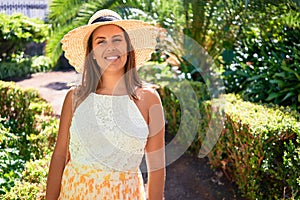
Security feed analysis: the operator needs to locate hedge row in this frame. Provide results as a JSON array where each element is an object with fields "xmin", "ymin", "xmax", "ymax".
[
  {"xmin": 207, "ymin": 94, "xmax": 300, "ymax": 199},
  {"xmin": 0, "ymin": 56, "xmax": 53, "ymax": 80},
  {"xmin": 0, "ymin": 81, "xmax": 58, "ymax": 198},
  {"xmin": 139, "ymin": 63, "xmax": 211, "ymax": 152},
  {"xmin": 140, "ymin": 63, "xmax": 299, "ymax": 199}
]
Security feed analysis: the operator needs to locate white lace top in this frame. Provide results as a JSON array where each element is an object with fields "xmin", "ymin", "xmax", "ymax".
[{"xmin": 69, "ymin": 93, "xmax": 149, "ymax": 172}]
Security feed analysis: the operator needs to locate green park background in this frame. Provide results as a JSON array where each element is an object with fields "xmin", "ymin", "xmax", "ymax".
[{"xmin": 0, "ymin": 0, "xmax": 299, "ymax": 199}]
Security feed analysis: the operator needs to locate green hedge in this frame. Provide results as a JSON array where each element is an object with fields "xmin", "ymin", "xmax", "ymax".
[
  {"xmin": 0, "ymin": 60, "xmax": 31, "ymax": 80},
  {"xmin": 158, "ymin": 80, "xmax": 212, "ymax": 152},
  {"xmin": 0, "ymin": 56, "xmax": 53, "ymax": 80},
  {"xmin": 0, "ymin": 81, "xmax": 58, "ymax": 197},
  {"xmin": 140, "ymin": 63, "xmax": 300, "ymax": 199},
  {"xmin": 139, "ymin": 62, "xmax": 211, "ymax": 152},
  {"xmin": 207, "ymin": 94, "xmax": 300, "ymax": 199}
]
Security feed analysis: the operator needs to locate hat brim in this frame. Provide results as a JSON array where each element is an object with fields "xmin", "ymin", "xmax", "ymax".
[{"xmin": 61, "ymin": 20, "xmax": 158, "ymax": 73}]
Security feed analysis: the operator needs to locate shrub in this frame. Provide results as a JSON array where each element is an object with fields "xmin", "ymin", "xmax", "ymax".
[
  {"xmin": 0, "ymin": 59, "xmax": 31, "ymax": 80},
  {"xmin": 0, "ymin": 81, "xmax": 58, "ymax": 195},
  {"xmin": 140, "ymin": 62, "xmax": 300, "ymax": 198},
  {"xmin": 0, "ymin": 13, "xmax": 53, "ymax": 80},
  {"xmin": 0, "ymin": 122, "xmax": 24, "ymax": 195},
  {"xmin": 139, "ymin": 62, "xmax": 211, "ymax": 152},
  {"xmin": 207, "ymin": 94, "xmax": 300, "ymax": 199},
  {"xmin": 30, "ymin": 56, "xmax": 53, "ymax": 73},
  {"xmin": 0, "ymin": 13, "xmax": 48, "ymax": 61},
  {"xmin": 2, "ymin": 157, "xmax": 50, "ymax": 200},
  {"xmin": 222, "ymin": 3, "xmax": 300, "ymax": 110},
  {"xmin": 0, "ymin": 55, "xmax": 53, "ymax": 80}
]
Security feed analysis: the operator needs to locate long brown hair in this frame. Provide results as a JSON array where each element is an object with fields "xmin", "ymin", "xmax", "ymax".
[{"xmin": 73, "ymin": 25, "xmax": 142, "ymax": 111}]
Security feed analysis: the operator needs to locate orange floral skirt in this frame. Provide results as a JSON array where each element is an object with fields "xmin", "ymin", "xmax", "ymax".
[{"xmin": 58, "ymin": 161, "xmax": 146, "ymax": 200}]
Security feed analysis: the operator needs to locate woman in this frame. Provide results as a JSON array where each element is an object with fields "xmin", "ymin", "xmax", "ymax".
[{"xmin": 46, "ymin": 9, "xmax": 165, "ymax": 199}]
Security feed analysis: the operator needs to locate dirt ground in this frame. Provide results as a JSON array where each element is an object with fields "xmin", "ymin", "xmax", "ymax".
[{"xmin": 13, "ymin": 69, "xmax": 245, "ymax": 200}]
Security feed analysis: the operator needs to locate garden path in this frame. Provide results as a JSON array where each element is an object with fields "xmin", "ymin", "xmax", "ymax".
[{"xmin": 15, "ymin": 70, "xmax": 244, "ymax": 200}]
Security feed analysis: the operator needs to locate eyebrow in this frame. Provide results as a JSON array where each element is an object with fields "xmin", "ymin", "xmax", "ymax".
[{"xmin": 94, "ymin": 34, "xmax": 123, "ymax": 40}]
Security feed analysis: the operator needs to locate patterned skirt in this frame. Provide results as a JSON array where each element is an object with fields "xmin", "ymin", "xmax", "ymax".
[{"xmin": 58, "ymin": 161, "xmax": 146, "ymax": 200}]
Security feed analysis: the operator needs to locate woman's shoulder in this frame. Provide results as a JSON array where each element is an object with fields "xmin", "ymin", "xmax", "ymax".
[
  {"xmin": 137, "ymin": 86, "xmax": 162, "ymax": 104},
  {"xmin": 59, "ymin": 87, "xmax": 77, "ymax": 119},
  {"xmin": 65, "ymin": 87, "xmax": 76, "ymax": 101},
  {"xmin": 62, "ymin": 87, "xmax": 78, "ymax": 111}
]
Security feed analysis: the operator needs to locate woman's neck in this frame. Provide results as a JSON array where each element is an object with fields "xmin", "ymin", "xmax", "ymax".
[{"xmin": 96, "ymin": 71, "xmax": 127, "ymax": 95}]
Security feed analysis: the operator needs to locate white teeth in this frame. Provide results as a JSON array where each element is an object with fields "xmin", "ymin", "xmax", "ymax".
[{"xmin": 105, "ymin": 56, "xmax": 119, "ymax": 60}]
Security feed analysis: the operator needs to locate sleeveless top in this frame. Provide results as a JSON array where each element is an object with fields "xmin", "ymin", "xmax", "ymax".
[{"xmin": 69, "ymin": 93, "xmax": 149, "ymax": 172}]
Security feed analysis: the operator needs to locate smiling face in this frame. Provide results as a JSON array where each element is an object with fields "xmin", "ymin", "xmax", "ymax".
[{"xmin": 91, "ymin": 25, "xmax": 128, "ymax": 73}]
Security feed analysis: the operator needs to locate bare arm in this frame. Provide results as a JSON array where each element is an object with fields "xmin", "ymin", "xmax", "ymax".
[
  {"xmin": 144, "ymin": 89, "xmax": 166, "ymax": 200},
  {"xmin": 46, "ymin": 89, "xmax": 74, "ymax": 200}
]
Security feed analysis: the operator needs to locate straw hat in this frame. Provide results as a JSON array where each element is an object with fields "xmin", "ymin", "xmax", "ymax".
[{"xmin": 61, "ymin": 9, "xmax": 158, "ymax": 73}]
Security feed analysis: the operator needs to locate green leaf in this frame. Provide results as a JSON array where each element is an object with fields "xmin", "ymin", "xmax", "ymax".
[
  {"xmin": 273, "ymin": 72, "xmax": 286, "ymax": 78},
  {"xmin": 222, "ymin": 49, "xmax": 234, "ymax": 63},
  {"xmin": 246, "ymin": 74, "xmax": 264, "ymax": 81},
  {"xmin": 269, "ymin": 79, "xmax": 286, "ymax": 87},
  {"xmin": 281, "ymin": 65, "xmax": 297, "ymax": 73},
  {"xmin": 266, "ymin": 92, "xmax": 280, "ymax": 101},
  {"xmin": 281, "ymin": 91, "xmax": 296, "ymax": 102}
]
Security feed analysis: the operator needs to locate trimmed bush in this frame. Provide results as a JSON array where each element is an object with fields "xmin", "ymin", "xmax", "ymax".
[
  {"xmin": 0, "ymin": 81, "xmax": 58, "ymax": 196},
  {"xmin": 0, "ymin": 55, "xmax": 53, "ymax": 80},
  {"xmin": 140, "ymin": 62, "xmax": 300, "ymax": 198},
  {"xmin": 139, "ymin": 62, "xmax": 211, "ymax": 151},
  {"xmin": 207, "ymin": 94, "xmax": 300, "ymax": 199},
  {"xmin": 0, "ymin": 59, "xmax": 31, "ymax": 80}
]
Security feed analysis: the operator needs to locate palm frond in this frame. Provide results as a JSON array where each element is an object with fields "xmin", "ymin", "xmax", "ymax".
[
  {"xmin": 45, "ymin": 24, "xmax": 75, "ymax": 65},
  {"xmin": 76, "ymin": 0, "xmax": 123, "ymax": 24},
  {"xmin": 48, "ymin": 0, "xmax": 89, "ymax": 27}
]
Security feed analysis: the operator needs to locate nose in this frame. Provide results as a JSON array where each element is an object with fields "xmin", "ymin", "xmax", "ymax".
[
  {"xmin": 106, "ymin": 41, "xmax": 116, "ymax": 52},
  {"xmin": 107, "ymin": 46, "xmax": 116, "ymax": 52}
]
